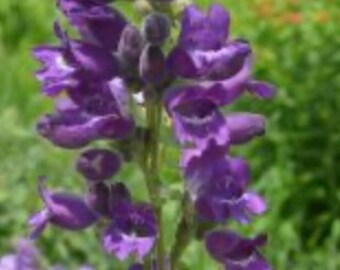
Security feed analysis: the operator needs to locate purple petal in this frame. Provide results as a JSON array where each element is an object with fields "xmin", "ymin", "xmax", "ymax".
[
  {"xmin": 28, "ymin": 210, "xmax": 50, "ymax": 239},
  {"xmin": 166, "ymin": 86, "xmax": 230, "ymax": 147},
  {"xmin": 179, "ymin": 4, "xmax": 230, "ymax": 50},
  {"xmin": 103, "ymin": 202, "xmax": 157, "ymax": 260},
  {"xmin": 243, "ymin": 192, "xmax": 267, "ymax": 215},
  {"xmin": 58, "ymin": 0, "xmax": 127, "ymax": 50},
  {"xmin": 168, "ymin": 41, "xmax": 250, "ymax": 80},
  {"xmin": 37, "ymin": 180, "xmax": 98, "ymax": 231},
  {"xmin": 225, "ymin": 113, "xmax": 266, "ymax": 145},
  {"xmin": 87, "ymin": 182, "xmax": 111, "ymax": 216},
  {"xmin": 32, "ymin": 45, "xmax": 76, "ymax": 96},
  {"xmin": 247, "ymin": 80, "xmax": 276, "ymax": 99},
  {"xmin": 37, "ymin": 100, "xmax": 134, "ymax": 149}
]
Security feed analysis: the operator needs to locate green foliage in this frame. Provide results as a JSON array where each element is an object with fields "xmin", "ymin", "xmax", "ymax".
[{"xmin": 0, "ymin": 0, "xmax": 339, "ymax": 269}]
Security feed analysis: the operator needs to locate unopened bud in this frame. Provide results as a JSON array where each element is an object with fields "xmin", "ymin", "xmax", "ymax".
[
  {"xmin": 142, "ymin": 12, "xmax": 171, "ymax": 45},
  {"xmin": 139, "ymin": 44, "xmax": 166, "ymax": 84},
  {"xmin": 118, "ymin": 25, "xmax": 145, "ymax": 67},
  {"xmin": 87, "ymin": 182, "xmax": 111, "ymax": 216},
  {"xmin": 76, "ymin": 149, "xmax": 121, "ymax": 182}
]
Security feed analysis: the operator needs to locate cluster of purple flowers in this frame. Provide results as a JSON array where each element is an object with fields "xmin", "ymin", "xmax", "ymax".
[
  {"xmin": 164, "ymin": 4, "xmax": 275, "ymax": 270},
  {"xmin": 32, "ymin": 0, "xmax": 159, "ymax": 265},
  {"xmin": 30, "ymin": 0, "xmax": 275, "ymax": 269}
]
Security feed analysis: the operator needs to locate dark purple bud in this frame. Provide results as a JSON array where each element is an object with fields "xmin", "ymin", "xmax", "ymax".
[
  {"xmin": 139, "ymin": 45, "xmax": 167, "ymax": 84},
  {"xmin": 76, "ymin": 149, "xmax": 121, "ymax": 181},
  {"xmin": 118, "ymin": 25, "xmax": 145, "ymax": 67},
  {"xmin": 109, "ymin": 182, "xmax": 131, "ymax": 212},
  {"xmin": 29, "ymin": 179, "xmax": 98, "ymax": 238},
  {"xmin": 142, "ymin": 13, "xmax": 171, "ymax": 45},
  {"xmin": 226, "ymin": 113, "xmax": 265, "ymax": 145},
  {"xmin": 87, "ymin": 182, "xmax": 111, "ymax": 216}
]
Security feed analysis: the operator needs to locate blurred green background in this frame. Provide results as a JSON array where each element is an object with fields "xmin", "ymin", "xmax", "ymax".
[{"xmin": 0, "ymin": 0, "xmax": 339, "ymax": 269}]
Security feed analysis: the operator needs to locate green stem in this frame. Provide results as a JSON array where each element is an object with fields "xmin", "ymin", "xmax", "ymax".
[
  {"xmin": 143, "ymin": 96, "xmax": 164, "ymax": 270},
  {"xmin": 170, "ymin": 193, "xmax": 193, "ymax": 270}
]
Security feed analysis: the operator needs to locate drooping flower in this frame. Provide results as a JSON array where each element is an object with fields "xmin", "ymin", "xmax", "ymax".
[
  {"xmin": 29, "ymin": 178, "xmax": 98, "ymax": 238},
  {"xmin": 37, "ymin": 98, "xmax": 134, "ymax": 149},
  {"xmin": 205, "ymin": 231, "xmax": 271, "ymax": 270}
]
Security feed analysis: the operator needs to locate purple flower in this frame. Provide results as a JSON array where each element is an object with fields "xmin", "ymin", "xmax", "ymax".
[
  {"xmin": 29, "ymin": 178, "xmax": 98, "ymax": 238},
  {"xmin": 102, "ymin": 201, "xmax": 157, "ymax": 261},
  {"xmin": 33, "ymin": 24, "xmax": 119, "ymax": 96},
  {"xmin": 37, "ymin": 98, "xmax": 134, "ymax": 149},
  {"xmin": 76, "ymin": 149, "xmax": 121, "ymax": 181},
  {"xmin": 179, "ymin": 4, "xmax": 230, "ymax": 51},
  {"xmin": 168, "ymin": 40, "xmax": 251, "ymax": 81},
  {"xmin": 205, "ymin": 231, "xmax": 271, "ymax": 270},
  {"xmin": 226, "ymin": 113, "xmax": 266, "ymax": 145},
  {"xmin": 167, "ymin": 4, "xmax": 276, "ymax": 100},
  {"xmin": 165, "ymin": 85, "xmax": 229, "ymax": 147},
  {"xmin": 0, "ymin": 239, "xmax": 41, "ymax": 270},
  {"xmin": 182, "ymin": 141, "xmax": 266, "ymax": 223},
  {"xmin": 168, "ymin": 4, "xmax": 251, "ymax": 81},
  {"xmin": 57, "ymin": 0, "xmax": 126, "ymax": 50}
]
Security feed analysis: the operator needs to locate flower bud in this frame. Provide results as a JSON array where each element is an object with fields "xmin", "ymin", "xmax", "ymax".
[
  {"xmin": 225, "ymin": 113, "xmax": 265, "ymax": 145},
  {"xmin": 118, "ymin": 25, "xmax": 145, "ymax": 67},
  {"xmin": 139, "ymin": 44, "xmax": 166, "ymax": 84},
  {"xmin": 142, "ymin": 13, "xmax": 171, "ymax": 45},
  {"xmin": 87, "ymin": 182, "xmax": 111, "ymax": 216},
  {"xmin": 76, "ymin": 149, "xmax": 121, "ymax": 182},
  {"xmin": 29, "ymin": 179, "xmax": 98, "ymax": 238}
]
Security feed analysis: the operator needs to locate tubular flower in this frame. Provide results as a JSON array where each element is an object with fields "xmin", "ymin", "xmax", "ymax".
[
  {"xmin": 37, "ymin": 97, "xmax": 134, "ymax": 149},
  {"xmin": 205, "ymin": 231, "xmax": 271, "ymax": 270},
  {"xmin": 182, "ymin": 140, "xmax": 266, "ymax": 223},
  {"xmin": 103, "ymin": 199, "xmax": 157, "ymax": 261},
  {"xmin": 29, "ymin": 179, "xmax": 98, "ymax": 238},
  {"xmin": 33, "ymin": 23, "xmax": 119, "ymax": 96}
]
